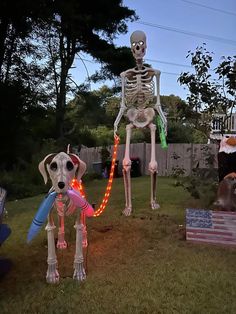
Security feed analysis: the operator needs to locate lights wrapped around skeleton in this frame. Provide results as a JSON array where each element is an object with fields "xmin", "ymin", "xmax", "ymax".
[
  {"xmin": 71, "ymin": 178, "xmax": 86, "ymax": 198},
  {"xmin": 71, "ymin": 135, "xmax": 120, "ymax": 217}
]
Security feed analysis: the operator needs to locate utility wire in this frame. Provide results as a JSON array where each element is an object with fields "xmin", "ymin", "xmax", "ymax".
[
  {"xmin": 162, "ymin": 71, "xmax": 180, "ymax": 76},
  {"xmin": 79, "ymin": 56, "xmax": 195, "ymax": 70},
  {"xmin": 146, "ymin": 58, "xmax": 193, "ymax": 69},
  {"xmin": 76, "ymin": 56, "xmax": 182, "ymax": 77},
  {"xmin": 77, "ymin": 57, "xmax": 209, "ymax": 77},
  {"xmin": 179, "ymin": 0, "xmax": 236, "ymax": 17},
  {"xmin": 146, "ymin": 58, "xmax": 215, "ymax": 72},
  {"xmin": 78, "ymin": 57, "xmax": 222, "ymax": 79},
  {"xmin": 76, "ymin": 57, "xmax": 222, "ymax": 81},
  {"xmin": 136, "ymin": 21, "xmax": 236, "ymax": 46},
  {"xmin": 76, "ymin": 53, "xmax": 92, "ymax": 90}
]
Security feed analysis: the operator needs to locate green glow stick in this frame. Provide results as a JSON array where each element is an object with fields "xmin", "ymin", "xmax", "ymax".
[{"xmin": 156, "ymin": 116, "xmax": 168, "ymax": 149}]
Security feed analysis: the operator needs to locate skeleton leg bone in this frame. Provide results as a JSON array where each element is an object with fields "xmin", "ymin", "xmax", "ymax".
[
  {"xmin": 73, "ymin": 214, "xmax": 86, "ymax": 281},
  {"xmin": 149, "ymin": 123, "xmax": 160, "ymax": 210},
  {"xmin": 46, "ymin": 214, "xmax": 59, "ymax": 284},
  {"xmin": 57, "ymin": 215, "xmax": 67, "ymax": 249},
  {"xmin": 80, "ymin": 211, "xmax": 88, "ymax": 248},
  {"xmin": 123, "ymin": 124, "xmax": 133, "ymax": 216}
]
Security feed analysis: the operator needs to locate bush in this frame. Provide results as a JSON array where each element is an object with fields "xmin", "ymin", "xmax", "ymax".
[
  {"xmin": 0, "ymin": 139, "xmax": 62, "ymax": 200},
  {"xmin": 0, "ymin": 169, "xmax": 45, "ymax": 200},
  {"xmin": 173, "ymin": 145, "xmax": 218, "ymax": 207}
]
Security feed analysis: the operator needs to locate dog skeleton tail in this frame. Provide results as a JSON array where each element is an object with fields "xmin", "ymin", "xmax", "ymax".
[{"xmin": 67, "ymin": 144, "xmax": 71, "ymax": 154}]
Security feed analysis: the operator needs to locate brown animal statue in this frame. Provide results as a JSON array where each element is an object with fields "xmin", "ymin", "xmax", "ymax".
[{"xmin": 213, "ymin": 172, "xmax": 236, "ymax": 211}]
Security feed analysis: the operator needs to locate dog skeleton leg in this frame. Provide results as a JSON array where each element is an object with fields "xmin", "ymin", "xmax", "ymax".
[
  {"xmin": 57, "ymin": 215, "xmax": 67, "ymax": 249},
  {"xmin": 80, "ymin": 211, "xmax": 88, "ymax": 248},
  {"xmin": 73, "ymin": 214, "xmax": 86, "ymax": 281},
  {"xmin": 46, "ymin": 214, "xmax": 59, "ymax": 284}
]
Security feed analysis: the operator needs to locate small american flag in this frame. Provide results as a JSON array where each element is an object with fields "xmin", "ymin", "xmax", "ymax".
[{"xmin": 186, "ymin": 208, "xmax": 236, "ymax": 246}]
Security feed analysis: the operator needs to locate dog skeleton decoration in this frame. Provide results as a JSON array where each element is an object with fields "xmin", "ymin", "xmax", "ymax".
[
  {"xmin": 28, "ymin": 151, "xmax": 94, "ymax": 284},
  {"xmin": 114, "ymin": 30, "xmax": 167, "ymax": 216}
]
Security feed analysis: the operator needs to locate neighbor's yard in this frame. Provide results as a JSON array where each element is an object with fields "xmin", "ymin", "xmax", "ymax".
[{"xmin": 1, "ymin": 176, "xmax": 236, "ymax": 314}]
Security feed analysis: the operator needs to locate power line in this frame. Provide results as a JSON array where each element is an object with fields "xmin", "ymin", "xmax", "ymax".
[
  {"xmin": 75, "ymin": 58, "xmax": 221, "ymax": 84},
  {"xmin": 76, "ymin": 56, "xmax": 182, "ymax": 77},
  {"xmin": 179, "ymin": 0, "xmax": 236, "ymax": 17},
  {"xmin": 146, "ymin": 58, "xmax": 215, "ymax": 72},
  {"xmin": 75, "ymin": 57, "xmax": 95, "ymax": 64},
  {"xmin": 76, "ymin": 57, "xmax": 211, "ymax": 77},
  {"xmin": 146, "ymin": 58, "xmax": 193, "ymax": 69},
  {"xmin": 77, "ymin": 56, "xmax": 192, "ymax": 70},
  {"xmin": 162, "ymin": 71, "xmax": 180, "ymax": 76},
  {"xmin": 136, "ymin": 21, "xmax": 236, "ymax": 46},
  {"xmin": 76, "ymin": 54, "xmax": 92, "ymax": 90}
]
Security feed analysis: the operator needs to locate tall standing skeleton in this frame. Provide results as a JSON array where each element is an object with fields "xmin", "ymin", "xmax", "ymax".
[{"xmin": 114, "ymin": 30, "xmax": 167, "ymax": 216}]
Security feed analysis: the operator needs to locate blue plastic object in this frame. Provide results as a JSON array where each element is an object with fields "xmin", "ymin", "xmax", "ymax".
[
  {"xmin": 27, "ymin": 191, "xmax": 57, "ymax": 243},
  {"xmin": 0, "ymin": 224, "xmax": 11, "ymax": 245}
]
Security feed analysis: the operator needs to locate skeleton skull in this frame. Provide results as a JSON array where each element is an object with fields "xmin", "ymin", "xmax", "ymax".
[
  {"xmin": 130, "ymin": 30, "xmax": 147, "ymax": 60},
  {"xmin": 46, "ymin": 153, "xmax": 77, "ymax": 194},
  {"xmin": 38, "ymin": 152, "xmax": 85, "ymax": 194}
]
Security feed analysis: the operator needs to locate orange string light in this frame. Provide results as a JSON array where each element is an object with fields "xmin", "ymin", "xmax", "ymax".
[
  {"xmin": 71, "ymin": 135, "xmax": 120, "ymax": 217},
  {"xmin": 71, "ymin": 178, "xmax": 86, "ymax": 198}
]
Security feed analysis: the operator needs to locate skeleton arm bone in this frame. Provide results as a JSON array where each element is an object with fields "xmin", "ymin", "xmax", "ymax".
[
  {"xmin": 114, "ymin": 103, "xmax": 126, "ymax": 136},
  {"xmin": 114, "ymin": 72, "xmax": 127, "ymax": 136},
  {"xmin": 154, "ymin": 70, "xmax": 167, "ymax": 135}
]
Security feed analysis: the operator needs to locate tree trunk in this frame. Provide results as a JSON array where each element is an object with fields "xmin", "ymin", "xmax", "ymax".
[
  {"xmin": 56, "ymin": 33, "xmax": 76, "ymax": 139},
  {"xmin": 56, "ymin": 73, "xmax": 67, "ymax": 139},
  {"xmin": 0, "ymin": 18, "xmax": 9, "ymax": 77}
]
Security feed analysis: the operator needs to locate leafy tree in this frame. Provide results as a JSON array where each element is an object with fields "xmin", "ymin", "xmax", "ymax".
[
  {"xmin": 160, "ymin": 94, "xmax": 207, "ymax": 143},
  {"xmin": 161, "ymin": 94, "xmax": 196, "ymax": 124},
  {"xmin": 34, "ymin": 0, "xmax": 136, "ymax": 138},
  {"xmin": 178, "ymin": 44, "xmax": 236, "ymax": 135},
  {"xmin": 0, "ymin": 1, "xmax": 59, "ymax": 167},
  {"xmin": 0, "ymin": 0, "xmax": 137, "ymax": 168}
]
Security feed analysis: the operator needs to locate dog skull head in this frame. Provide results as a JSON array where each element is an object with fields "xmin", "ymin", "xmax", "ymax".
[
  {"xmin": 39, "ymin": 152, "xmax": 86, "ymax": 194},
  {"xmin": 46, "ymin": 152, "xmax": 77, "ymax": 194},
  {"xmin": 130, "ymin": 30, "xmax": 147, "ymax": 60}
]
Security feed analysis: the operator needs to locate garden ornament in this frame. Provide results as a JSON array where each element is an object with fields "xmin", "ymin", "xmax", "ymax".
[
  {"xmin": 114, "ymin": 30, "xmax": 167, "ymax": 216},
  {"xmin": 214, "ymin": 172, "xmax": 236, "ymax": 211},
  {"xmin": 218, "ymin": 135, "xmax": 236, "ymax": 182},
  {"xmin": 27, "ymin": 151, "xmax": 94, "ymax": 284}
]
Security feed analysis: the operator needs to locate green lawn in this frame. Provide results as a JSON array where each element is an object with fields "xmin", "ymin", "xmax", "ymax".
[{"xmin": 1, "ymin": 176, "xmax": 236, "ymax": 314}]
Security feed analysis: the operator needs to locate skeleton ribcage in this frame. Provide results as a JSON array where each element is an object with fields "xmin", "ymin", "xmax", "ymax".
[{"xmin": 125, "ymin": 70, "xmax": 155, "ymax": 108}]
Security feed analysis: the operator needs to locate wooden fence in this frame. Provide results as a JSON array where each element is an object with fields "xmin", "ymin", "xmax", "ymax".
[{"xmin": 79, "ymin": 143, "xmax": 219, "ymax": 176}]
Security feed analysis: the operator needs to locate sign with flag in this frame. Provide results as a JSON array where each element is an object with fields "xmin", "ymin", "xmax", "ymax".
[{"xmin": 186, "ymin": 208, "xmax": 236, "ymax": 246}]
